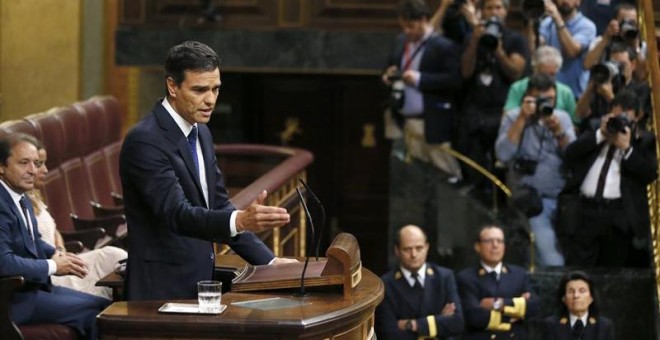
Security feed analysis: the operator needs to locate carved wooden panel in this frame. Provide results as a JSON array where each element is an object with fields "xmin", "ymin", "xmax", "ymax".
[
  {"xmin": 119, "ymin": 0, "xmax": 278, "ymax": 28},
  {"xmin": 117, "ymin": 0, "xmax": 439, "ymax": 31}
]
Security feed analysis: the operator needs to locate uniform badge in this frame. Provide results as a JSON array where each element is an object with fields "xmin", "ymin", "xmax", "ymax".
[
  {"xmin": 559, "ymin": 317, "xmax": 568, "ymax": 325},
  {"xmin": 427, "ymin": 267, "xmax": 434, "ymax": 276},
  {"xmin": 395, "ymin": 271, "xmax": 402, "ymax": 280},
  {"xmin": 478, "ymin": 268, "xmax": 486, "ymax": 276},
  {"xmin": 589, "ymin": 317, "xmax": 597, "ymax": 325}
]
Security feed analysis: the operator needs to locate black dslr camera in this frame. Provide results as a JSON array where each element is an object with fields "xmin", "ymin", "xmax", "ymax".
[
  {"xmin": 479, "ymin": 16, "xmax": 503, "ymax": 51},
  {"xmin": 606, "ymin": 113, "xmax": 633, "ymax": 134},
  {"xmin": 591, "ymin": 61, "xmax": 623, "ymax": 85},
  {"xmin": 616, "ymin": 19, "xmax": 639, "ymax": 42},
  {"xmin": 513, "ymin": 158, "xmax": 538, "ymax": 176},
  {"xmin": 387, "ymin": 71, "xmax": 403, "ymax": 82},
  {"xmin": 535, "ymin": 96, "xmax": 554, "ymax": 117}
]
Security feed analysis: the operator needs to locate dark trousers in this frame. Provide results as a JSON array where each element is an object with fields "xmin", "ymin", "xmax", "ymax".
[
  {"xmin": 16, "ymin": 286, "xmax": 111, "ymax": 340},
  {"xmin": 565, "ymin": 198, "xmax": 630, "ymax": 267}
]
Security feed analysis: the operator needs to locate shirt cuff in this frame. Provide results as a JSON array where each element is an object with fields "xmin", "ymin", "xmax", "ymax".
[
  {"xmin": 268, "ymin": 258, "xmax": 277, "ymax": 265},
  {"xmin": 230, "ymin": 210, "xmax": 243, "ymax": 237},
  {"xmin": 47, "ymin": 259, "xmax": 56, "ymax": 276}
]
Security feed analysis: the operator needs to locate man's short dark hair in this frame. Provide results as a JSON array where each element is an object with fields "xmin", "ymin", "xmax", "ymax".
[
  {"xmin": 397, "ymin": 0, "xmax": 431, "ymax": 21},
  {"xmin": 164, "ymin": 41, "xmax": 220, "ymax": 88},
  {"xmin": 614, "ymin": 3, "xmax": 637, "ymax": 18},
  {"xmin": 610, "ymin": 41, "xmax": 637, "ymax": 61},
  {"xmin": 557, "ymin": 271, "xmax": 600, "ymax": 316},
  {"xmin": 474, "ymin": 224, "xmax": 504, "ymax": 243},
  {"xmin": 525, "ymin": 73, "xmax": 556, "ymax": 95},
  {"xmin": 0, "ymin": 133, "xmax": 39, "ymax": 166},
  {"xmin": 611, "ymin": 88, "xmax": 639, "ymax": 113}
]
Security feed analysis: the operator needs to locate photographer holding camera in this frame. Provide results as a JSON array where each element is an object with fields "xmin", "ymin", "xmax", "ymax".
[
  {"xmin": 382, "ymin": 0, "xmax": 463, "ymax": 261},
  {"xmin": 456, "ymin": 0, "xmax": 528, "ymax": 193},
  {"xmin": 576, "ymin": 42, "xmax": 649, "ymax": 132},
  {"xmin": 536, "ymin": 0, "xmax": 596, "ymax": 98},
  {"xmin": 496, "ymin": 74, "xmax": 576, "ymax": 267},
  {"xmin": 382, "ymin": 0, "xmax": 462, "ymax": 180},
  {"xmin": 562, "ymin": 89, "xmax": 658, "ymax": 267},
  {"xmin": 583, "ymin": 3, "xmax": 647, "ymax": 82}
]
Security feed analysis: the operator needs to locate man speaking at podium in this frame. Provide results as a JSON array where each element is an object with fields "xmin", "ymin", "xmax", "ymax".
[
  {"xmin": 376, "ymin": 225, "xmax": 464, "ymax": 339},
  {"xmin": 120, "ymin": 41, "xmax": 294, "ymax": 300}
]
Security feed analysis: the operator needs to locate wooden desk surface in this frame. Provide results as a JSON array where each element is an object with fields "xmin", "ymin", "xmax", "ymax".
[{"xmin": 98, "ymin": 268, "xmax": 383, "ymax": 339}]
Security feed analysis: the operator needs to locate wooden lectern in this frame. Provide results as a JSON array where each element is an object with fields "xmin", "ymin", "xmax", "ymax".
[{"xmin": 231, "ymin": 233, "xmax": 362, "ymax": 298}]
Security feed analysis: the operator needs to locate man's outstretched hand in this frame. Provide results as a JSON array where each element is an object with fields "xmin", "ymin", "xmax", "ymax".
[{"xmin": 236, "ymin": 190, "xmax": 290, "ymax": 233}]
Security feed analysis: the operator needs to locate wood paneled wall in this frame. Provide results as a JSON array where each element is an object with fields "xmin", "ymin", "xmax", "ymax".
[{"xmin": 0, "ymin": 0, "xmax": 81, "ymax": 120}]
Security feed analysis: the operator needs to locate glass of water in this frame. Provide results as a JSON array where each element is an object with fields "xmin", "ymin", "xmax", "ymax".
[{"xmin": 197, "ymin": 280, "xmax": 222, "ymax": 313}]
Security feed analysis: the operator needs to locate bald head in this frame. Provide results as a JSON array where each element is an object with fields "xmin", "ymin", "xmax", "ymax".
[
  {"xmin": 394, "ymin": 225, "xmax": 429, "ymax": 272},
  {"xmin": 395, "ymin": 225, "xmax": 427, "ymax": 247}
]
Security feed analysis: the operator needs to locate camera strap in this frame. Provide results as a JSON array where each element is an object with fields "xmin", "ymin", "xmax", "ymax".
[
  {"xmin": 402, "ymin": 34, "xmax": 433, "ymax": 70},
  {"xmin": 514, "ymin": 122, "xmax": 546, "ymax": 163}
]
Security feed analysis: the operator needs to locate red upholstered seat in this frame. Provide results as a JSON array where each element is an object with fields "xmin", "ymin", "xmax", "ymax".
[{"xmin": 18, "ymin": 324, "xmax": 77, "ymax": 340}]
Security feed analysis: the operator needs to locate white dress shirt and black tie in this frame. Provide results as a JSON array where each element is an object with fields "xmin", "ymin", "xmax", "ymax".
[{"xmin": 563, "ymin": 126, "xmax": 658, "ymax": 267}]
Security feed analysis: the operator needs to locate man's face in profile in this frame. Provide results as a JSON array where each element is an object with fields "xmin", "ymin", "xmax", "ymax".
[
  {"xmin": 394, "ymin": 226, "xmax": 429, "ymax": 273},
  {"xmin": 167, "ymin": 68, "xmax": 222, "ymax": 125},
  {"xmin": 0, "ymin": 141, "xmax": 39, "ymax": 194}
]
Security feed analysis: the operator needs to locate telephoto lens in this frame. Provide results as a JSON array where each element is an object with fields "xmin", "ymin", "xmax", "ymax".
[
  {"xmin": 591, "ymin": 61, "xmax": 621, "ymax": 84},
  {"xmin": 479, "ymin": 16, "xmax": 503, "ymax": 51}
]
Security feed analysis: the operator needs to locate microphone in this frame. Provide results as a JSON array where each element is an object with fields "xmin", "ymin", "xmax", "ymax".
[
  {"xmin": 295, "ymin": 186, "xmax": 314, "ymax": 296},
  {"xmin": 298, "ymin": 178, "xmax": 325, "ymax": 260}
]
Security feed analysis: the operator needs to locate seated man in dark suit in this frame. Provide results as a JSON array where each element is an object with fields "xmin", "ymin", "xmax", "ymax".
[
  {"xmin": 544, "ymin": 271, "xmax": 614, "ymax": 340},
  {"xmin": 456, "ymin": 224, "xmax": 540, "ymax": 339},
  {"xmin": 0, "ymin": 133, "xmax": 110, "ymax": 340},
  {"xmin": 120, "ymin": 41, "xmax": 295, "ymax": 300},
  {"xmin": 563, "ymin": 89, "xmax": 657, "ymax": 267},
  {"xmin": 375, "ymin": 225, "xmax": 464, "ymax": 339}
]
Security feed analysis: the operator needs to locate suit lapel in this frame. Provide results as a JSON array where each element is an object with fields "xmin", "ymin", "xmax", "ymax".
[
  {"xmin": 153, "ymin": 101, "xmax": 206, "ymax": 202},
  {"xmin": 420, "ymin": 266, "xmax": 437, "ymax": 315},
  {"xmin": 0, "ymin": 186, "xmax": 38, "ymax": 257},
  {"xmin": 390, "ymin": 270, "xmax": 420, "ymax": 313}
]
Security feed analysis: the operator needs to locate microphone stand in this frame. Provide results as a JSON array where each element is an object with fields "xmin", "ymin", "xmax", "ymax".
[
  {"xmin": 298, "ymin": 178, "xmax": 325, "ymax": 260},
  {"xmin": 295, "ymin": 187, "xmax": 314, "ymax": 297}
]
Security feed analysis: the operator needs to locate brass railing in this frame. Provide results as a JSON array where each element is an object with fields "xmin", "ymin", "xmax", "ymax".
[
  {"xmin": 213, "ymin": 144, "xmax": 314, "ymax": 258},
  {"xmin": 640, "ymin": 0, "xmax": 660, "ymax": 312}
]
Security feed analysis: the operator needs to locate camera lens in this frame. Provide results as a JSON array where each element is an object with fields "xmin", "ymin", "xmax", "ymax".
[
  {"xmin": 619, "ymin": 19, "xmax": 639, "ymax": 41},
  {"xmin": 536, "ymin": 96, "xmax": 554, "ymax": 117},
  {"xmin": 479, "ymin": 17, "xmax": 502, "ymax": 51},
  {"xmin": 591, "ymin": 62, "xmax": 620, "ymax": 84}
]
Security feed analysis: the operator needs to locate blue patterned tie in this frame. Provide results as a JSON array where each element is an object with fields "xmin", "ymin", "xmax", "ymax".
[{"xmin": 187, "ymin": 126, "xmax": 199, "ymax": 173}]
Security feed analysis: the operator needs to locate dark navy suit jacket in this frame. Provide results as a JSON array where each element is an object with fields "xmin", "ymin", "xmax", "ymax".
[
  {"xmin": 544, "ymin": 315, "xmax": 614, "ymax": 340},
  {"xmin": 0, "ymin": 183, "xmax": 55, "ymax": 322},
  {"xmin": 386, "ymin": 32, "xmax": 462, "ymax": 144},
  {"xmin": 375, "ymin": 263, "xmax": 464, "ymax": 339},
  {"xmin": 457, "ymin": 263, "xmax": 540, "ymax": 339},
  {"xmin": 120, "ymin": 100, "xmax": 274, "ymax": 300}
]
